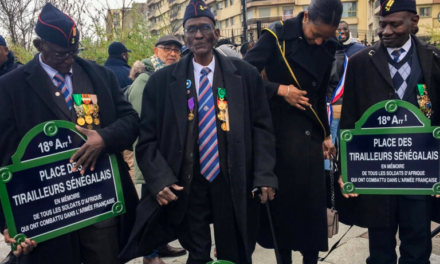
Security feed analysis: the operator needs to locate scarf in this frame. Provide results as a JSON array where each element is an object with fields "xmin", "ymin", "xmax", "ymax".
[
  {"xmin": 150, "ymin": 55, "xmax": 167, "ymax": 72},
  {"xmin": 343, "ymin": 32, "xmax": 357, "ymax": 46}
]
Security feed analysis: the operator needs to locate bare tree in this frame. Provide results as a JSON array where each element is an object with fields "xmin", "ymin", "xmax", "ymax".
[{"xmin": 0, "ymin": 0, "xmax": 90, "ymax": 50}]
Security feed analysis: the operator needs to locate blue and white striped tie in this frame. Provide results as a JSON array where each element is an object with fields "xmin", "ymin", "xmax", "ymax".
[
  {"xmin": 53, "ymin": 72, "xmax": 72, "ymax": 111},
  {"xmin": 198, "ymin": 67, "xmax": 220, "ymax": 182}
]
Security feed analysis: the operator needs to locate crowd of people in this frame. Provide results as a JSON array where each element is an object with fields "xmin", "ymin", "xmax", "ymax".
[{"xmin": 1, "ymin": 0, "xmax": 440, "ymax": 264}]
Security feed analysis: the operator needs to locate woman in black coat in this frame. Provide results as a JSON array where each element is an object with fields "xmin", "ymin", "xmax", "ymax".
[{"xmin": 244, "ymin": 0, "xmax": 342, "ymax": 263}]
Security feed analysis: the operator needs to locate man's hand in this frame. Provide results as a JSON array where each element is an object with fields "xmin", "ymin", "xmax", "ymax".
[
  {"xmin": 70, "ymin": 125, "xmax": 105, "ymax": 174},
  {"xmin": 259, "ymin": 187, "xmax": 276, "ymax": 204},
  {"xmin": 4, "ymin": 229, "xmax": 37, "ymax": 256},
  {"xmin": 156, "ymin": 184, "xmax": 184, "ymax": 206},
  {"xmin": 278, "ymin": 85, "xmax": 310, "ymax": 110},
  {"xmin": 322, "ymin": 137, "xmax": 336, "ymax": 160},
  {"xmin": 338, "ymin": 175, "xmax": 359, "ymax": 198}
]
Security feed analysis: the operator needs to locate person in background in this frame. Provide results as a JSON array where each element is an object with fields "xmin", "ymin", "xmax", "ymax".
[
  {"xmin": 127, "ymin": 35, "xmax": 187, "ymax": 264},
  {"xmin": 324, "ymin": 21, "xmax": 366, "ymax": 172},
  {"xmin": 104, "ymin": 41, "xmax": 133, "ymax": 89},
  {"xmin": 180, "ymin": 45, "xmax": 190, "ymax": 58},
  {"xmin": 215, "ymin": 39, "xmax": 242, "ymax": 58},
  {"xmin": 239, "ymin": 42, "xmax": 254, "ymax": 57},
  {"xmin": 243, "ymin": 0, "xmax": 341, "ymax": 263},
  {"xmin": 339, "ymin": 0, "xmax": 440, "ymax": 263},
  {"xmin": 0, "ymin": 35, "xmax": 23, "ymax": 78}
]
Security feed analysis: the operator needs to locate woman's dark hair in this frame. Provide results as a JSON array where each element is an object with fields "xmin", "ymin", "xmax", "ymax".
[{"xmin": 308, "ymin": 0, "xmax": 343, "ymax": 27}]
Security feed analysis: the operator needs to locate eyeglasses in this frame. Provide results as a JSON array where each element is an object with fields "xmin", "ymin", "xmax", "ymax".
[
  {"xmin": 157, "ymin": 46, "xmax": 181, "ymax": 54},
  {"xmin": 184, "ymin": 24, "xmax": 214, "ymax": 36},
  {"xmin": 337, "ymin": 27, "xmax": 348, "ymax": 31},
  {"xmin": 43, "ymin": 40, "xmax": 81, "ymax": 60}
]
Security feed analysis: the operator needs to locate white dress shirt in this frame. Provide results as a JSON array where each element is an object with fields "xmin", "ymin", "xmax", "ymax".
[
  {"xmin": 193, "ymin": 56, "xmax": 216, "ymax": 98},
  {"xmin": 39, "ymin": 53, "xmax": 73, "ymax": 96},
  {"xmin": 387, "ymin": 36, "xmax": 412, "ymax": 63}
]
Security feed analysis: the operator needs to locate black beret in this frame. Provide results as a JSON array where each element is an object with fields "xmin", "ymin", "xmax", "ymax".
[
  {"xmin": 380, "ymin": 0, "xmax": 417, "ymax": 16},
  {"xmin": 35, "ymin": 3, "xmax": 79, "ymax": 48},
  {"xmin": 183, "ymin": 0, "xmax": 215, "ymax": 27}
]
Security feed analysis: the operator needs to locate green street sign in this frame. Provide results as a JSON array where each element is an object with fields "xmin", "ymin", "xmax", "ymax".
[
  {"xmin": 340, "ymin": 100, "xmax": 440, "ymax": 195},
  {"xmin": 0, "ymin": 121, "xmax": 125, "ymax": 249}
]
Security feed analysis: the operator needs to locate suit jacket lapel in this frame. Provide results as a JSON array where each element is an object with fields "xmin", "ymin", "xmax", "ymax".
[
  {"xmin": 25, "ymin": 55, "xmax": 70, "ymax": 120},
  {"xmin": 285, "ymin": 39, "xmax": 318, "ymax": 79},
  {"xmin": 370, "ymin": 42, "xmax": 394, "ymax": 89},
  {"xmin": 416, "ymin": 37, "xmax": 433, "ymax": 93},
  {"xmin": 403, "ymin": 39, "xmax": 422, "ymax": 101},
  {"xmin": 170, "ymin": 55, "xmax": 193, "ymax": 149}
]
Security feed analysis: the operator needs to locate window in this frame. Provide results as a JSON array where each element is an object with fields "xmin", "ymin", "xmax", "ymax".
[
  {"xmin": 226, "ymin": 19, "xmax": 229, "ymax": 27},
  {"xmin": 259, "ymin": 8, "xmax": 270, "ymax": 18},
  {"xmin": 217, "ymin": 2, "xmax": 222, "ymax": 9},
  {"xmin": 420, "ymin": 7, "xmax": 431, "ymax": 17},
  {"xmin": 225, "ymin": 0, "xmax": 228, "ymax": 7},
  {"xmin": 178, "ymin": 5, "xmax": 181, "ymax": 10},
  {"xmin": 342, "ymin": 2, "xmax": 357, "ymax": 17},
  {"xmin": 247, "ymin": 10, "xmax": 253, "ymax": 20},
  {"xmin": 303, "ymin": 5, "xmax": 308, "ymax": 11},
  {"xmin": 349, "ymin": 25, "xmax": 358, "ymax": 38},
  {"xmin": 230, "ymin": 0, "xmax": 233, "ymax": 6},
  {"xmin": 282, "ymin": 6, "xmax": 294, "ymax": 20},
  {"xmin": 231, "ymin": 17, "xmax": 234, "ymax": 25},
  {"xmin": 218, "ymin": 21, "xmax": 222, "ymax": 29}
]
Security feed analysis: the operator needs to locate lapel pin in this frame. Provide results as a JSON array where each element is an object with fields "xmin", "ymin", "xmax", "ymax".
[
  {"xmin": 186, "ymin": 80, "xmax": 192, "ymax": 89},
  {"xmin": 55, "ymin": 92, "xmax": 61, "ymax": 97},
  {"xmin": 368, "ymin": 50, "xmax": 375, "ymax": 56}
]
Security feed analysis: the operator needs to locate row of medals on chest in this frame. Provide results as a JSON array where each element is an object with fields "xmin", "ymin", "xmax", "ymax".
[
  {"xmin": 73, "ymin": 94, "xmax": 100, "ymax": 129},
  {"xmin": 188, "ymin": 87, "xmax": 229, "ymax": 131}
]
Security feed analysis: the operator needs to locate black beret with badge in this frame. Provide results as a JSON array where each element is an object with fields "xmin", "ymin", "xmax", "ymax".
[
  {"xmin": 183, "ymin": 0, "xmax": 216, "ymax": 26},
  {"xmin": 380, "ymin": 0, "xmax": 417, "ymax": 16},
  {"xmin": 35, "ymin": 3, "xmax": 79, "ymax": 48}
]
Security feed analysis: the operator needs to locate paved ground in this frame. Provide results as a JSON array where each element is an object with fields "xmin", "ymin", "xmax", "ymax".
[
  {"xmin": 2, "ymin": 185, "xmax": 440, "ymax": 263},
  {"xmin": 2, "ymin": 222, "xmax": 440, "ymax": 263}
]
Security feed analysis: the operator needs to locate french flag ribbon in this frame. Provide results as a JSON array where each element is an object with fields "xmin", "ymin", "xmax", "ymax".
[{"xmin": 326, "ymin": 54, "xmax": 348, "ymax": 125}]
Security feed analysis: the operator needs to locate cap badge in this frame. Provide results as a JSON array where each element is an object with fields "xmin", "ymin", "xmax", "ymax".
[
  {"xmin": 200, "ymin": 5, "xmax": 207, "ymax": 10},
  {"xmin": 71, "ymin": 38, "xmax": 75, "ymax": 44},
  {"xmin": 385, "ymin": 0, "xmax": 395, "ymax": 11},
  {"xmin": 73, "ymin": 28, "xmax": 77, "ymax": 37}
]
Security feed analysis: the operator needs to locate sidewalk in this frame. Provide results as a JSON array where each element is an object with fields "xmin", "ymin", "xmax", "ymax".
[{"xmin": 3, "ymin": 222, "xmax": 440, "ymax": 264}]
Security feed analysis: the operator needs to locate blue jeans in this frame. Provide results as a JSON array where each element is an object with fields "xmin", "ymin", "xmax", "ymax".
[
  {"xmin": 141, "ymin": 184, "xmax": 163, "ymax": 259},
  {"xmin": 324, "ymin": 118, "xmax": 340, "ymax": 171}
]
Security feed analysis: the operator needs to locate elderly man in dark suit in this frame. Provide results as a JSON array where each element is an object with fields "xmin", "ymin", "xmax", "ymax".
[
  {"xmin": 0, "ymin": 3, "xmax": 139, "ymax": 264},
  {"xmin": 130, "ymin": 0, "xmax": 278, "ymax": 263},
  {"xmin": 339, "ymin": 0, "xmax": 440, "ymax": 263}
]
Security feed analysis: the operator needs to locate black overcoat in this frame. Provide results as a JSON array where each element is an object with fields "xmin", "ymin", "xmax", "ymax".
[
  {"xmin": 339, "ymin": 36, "xmax": 440, "ymax": 227},
  {"xmin": 244, "ymin": 12, "xmax": 337, "ymax": 252},
  {"xmin": 0, "ymin": 54, "xmax": 139, "ymax": 264},
  {"xmin": 119, "ymin": 50, "xmax": 278, "ymax": 262}
]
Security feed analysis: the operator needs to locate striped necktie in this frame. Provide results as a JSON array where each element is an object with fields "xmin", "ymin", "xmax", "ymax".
[
  {"xmin": 391, "ymin": 48, "xmax": 405, "ymax": 63},
  {"xmin": 53, "ymin": 72, "xmax": 72, "ymax": 111},
  {"xmin": 198, "ymin": 67, "xmax": 220, "ymax": 182}
]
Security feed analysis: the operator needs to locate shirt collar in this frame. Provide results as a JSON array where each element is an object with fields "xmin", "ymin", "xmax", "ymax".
[
  {"xmin": 39, "ymin": 53, "xmax": 73, "ymax": 79},
  {"xmin": 192, "ymin": 55, "xmax": 216, "ymax": 75},
  {"xmin": 387, "ymin": 35, "xmax": 412, "ymax": 59}
]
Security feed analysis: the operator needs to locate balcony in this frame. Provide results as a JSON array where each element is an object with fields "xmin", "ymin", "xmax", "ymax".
[
  {"xmin": 147, "ymin": 0, "xmax": 154, "ymax": 6},
  {"xmin": 169, "ymin": 0, "xmax": 177, "ymax": 7},
  {"xmin": 170, "ymin": 10, "xmax": 180, "ymax": 21},
  {"xmin": 246, "ymin": 0, "xmax": 294, "ymax": 8},
  {"xmin": 206, "ymin": 0, "xmax": 215, "ymax": 4},
  {"xmin": 148, "ymin": 9, "xmax": 156, "ymax": 18}
]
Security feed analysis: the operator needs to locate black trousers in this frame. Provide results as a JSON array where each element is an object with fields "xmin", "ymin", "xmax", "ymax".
[
  {"xmin": 367, "ymin": 196, "xmax": 432, "ymax": 264},
  {"xmin": 18, "ymin": 223, "xmax": 119, "ymax": 264},
  {"xmin": 176, "ymin": 172, "xmax": 249, "ymax": 264}
]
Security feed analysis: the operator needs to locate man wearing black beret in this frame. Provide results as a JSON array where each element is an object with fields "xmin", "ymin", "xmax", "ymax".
[
  {"xmin": 126, "ymin": 0, "xmax": 278, "ymax": 263},
  {"xmin": 339, "ymin": 0, "xmax": 440, "ymax": 263},
  {"xmin": 0, "ymin": 3, "xmax": 139, "ymax": 264}
]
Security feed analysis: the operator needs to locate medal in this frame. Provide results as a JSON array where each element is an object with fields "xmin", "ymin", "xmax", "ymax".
[
  {"xmin": 417, "ymin": 84, "xmax": 434, "ymax": 119},
  {"xmin": 77, "ymin": 117, "xmax": 85, "ymax": 126},
  {"xmin": 85, "ymin": 115, "xmax": 93, "ymax": 124},
  {"xmin": 218, "ymin": 101, "xmax": 227, "ymax": 110},
  {"xmin": 218, "ymin": 88, "xmax": 226, "ymax": 100},
  {"xmin": 221, "ymin": 123, "xmax": 228, "ymax": 131},
  {"xmin": 94, "ymin": 118, "xmax": 100, "ymax": 125},
  {"xmin": 188, "ymin": 97, "xmax": 195, "ymax": 121},
  {"xmin": 218, "ymin": 111, "xmax": 225, "ymax": 120}
]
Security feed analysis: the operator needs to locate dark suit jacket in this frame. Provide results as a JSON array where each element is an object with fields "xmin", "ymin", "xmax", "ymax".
[
  {"xmin": 339, "ymin": 36, "xmax": 440, "ymax": 228},
  {"xmin": 120, "ymin": 50, "xmax": 278, "ymax": 262},
  {"xmin": 0, "ymin": 54, "xmax": 139, "ymax": 263}
]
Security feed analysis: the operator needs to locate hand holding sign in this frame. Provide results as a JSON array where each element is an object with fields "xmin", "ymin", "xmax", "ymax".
[
  {"xmin": 4, "ymin": 229, "xmax": 37, "ymax": 256},
  {"xmin": 338, "ymin": 176, "xmax": 359, "ymax": 199},
  {"xmin": 70, "ymin": 125, "xmax": 105, "ymax": 174}
]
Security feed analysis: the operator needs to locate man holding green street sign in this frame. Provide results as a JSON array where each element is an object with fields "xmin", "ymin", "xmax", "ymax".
[
  {"xmin": 0, "ymin": 3, "xmax": 139, "ymax": 264},
  {"xmin": 338, "ymin": 0, "xmax": 440, "ymax": 263}
]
